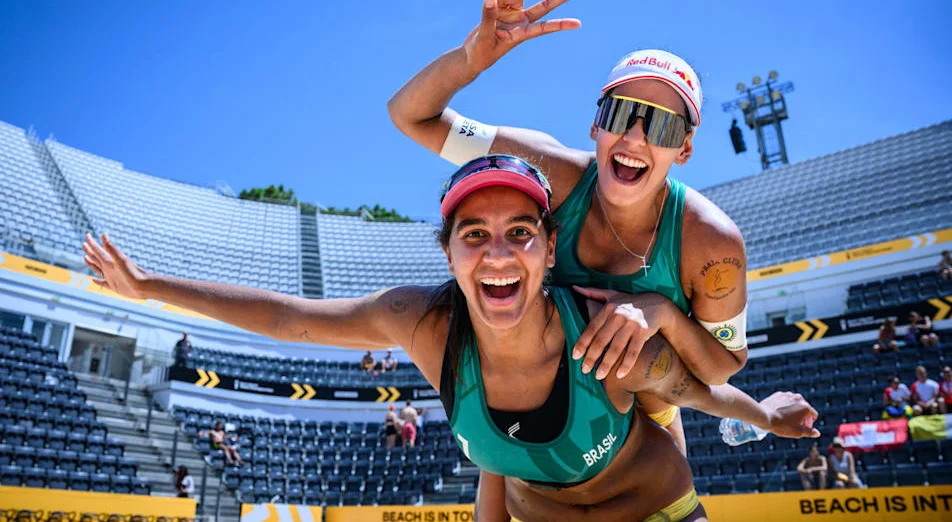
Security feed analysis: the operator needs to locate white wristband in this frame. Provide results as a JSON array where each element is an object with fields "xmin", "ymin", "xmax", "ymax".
[
  {"xmin": 439, "ymin": 114, "xmax": 497, "ymax": 166},
  {"xmin": 698, "ymin": 305, "xmax": 748, "ymax": 352}
]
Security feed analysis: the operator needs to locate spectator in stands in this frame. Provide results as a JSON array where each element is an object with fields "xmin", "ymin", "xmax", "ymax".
[
  {"xmin": 381, "ymin": 348, "xmax": 398, "ymax": 373},
  {"xmin": 173, "ymin": 332, "xmax": 192, "ymax": 367},
  {"xmin": 883, "ymin": 376, "xmax": 914, "ymax": 419},
  {"xmin": 911, "ymin": 365, "xmax": 943, "ymax": 416},
  {"xmin": 872, "ymin": 318, "xmax": 900, "ymax": 354},
  {"xmin": 828, "ymin": 438, "xmax": 863, "ymax": 489},
  {"xmin": 361, "ymin": 350, "xmax": 376, "ymax": 373},
  {"xmin": 908, "ymin": 311, "xmax": 939, "ymax": 348},
  {"xmin": 199, "ymin": 421, "xmax": 245, "ymax": 467},
  {"xmin": 797, "ymin": 443, "xmax": 828, "ymax": 490},
  {"xmin": 384, "ymin": 404, "xmax": 400, "ymax": 449},
  {"xmin": 939, "ymin": 366, "xmax": 952, "ymax": 413},
  {"xmin": 401, "ymin": 399, "xmax": 418, "ymax": 448},
  {"xmin": 173, "ymin": 465, "xmax": 194, "ymax": 498},
  {"xmin": 939, "ymin": 250, "xmax": 952, "ymax": 281}
]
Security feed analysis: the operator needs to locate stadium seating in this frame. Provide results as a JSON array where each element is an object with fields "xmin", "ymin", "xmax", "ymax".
[
  {"xmin": 0, "ymin": 122, "xmax": 88, "ymax": 257},
  {"xmin": 702, "ymin": 121, "xmax": 952, "ymax": 269},
  {"xmin": 184, "ymin": 345, "xmax": 429, "ymax": 388},
  {"xmin": 316, "ymin": 213, "xmax": 449, "ymax": 298},
  {"xmin": 174, "ymin": 406, "xmax": 457, "ymax": 506},
  {"xmin": 682, "ymin": 328, "xmax": 949, "ymax": 494},
  {"xmin": 0, "ymin": 326, "xmax": 149, "ymax": 495},
  {"xmin": 847, "ymin": 269, "xmax": 952, "ymax": 313},
  {"xmin": 43, "ymin": 139, "xmax": 301, "ymax": 295}
]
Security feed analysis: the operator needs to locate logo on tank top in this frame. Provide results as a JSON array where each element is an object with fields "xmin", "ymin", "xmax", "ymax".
[{"xmin": 582, "ymin": 433, "xmax": 618, "ymax": 467}]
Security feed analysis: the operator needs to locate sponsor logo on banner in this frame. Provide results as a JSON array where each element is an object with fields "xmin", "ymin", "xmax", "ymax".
[
  {"xmin": 333, "ymin": 390, "xmax": 359, "ymax": 399},
  {"xmin": 325, "ymin": 505, "xmax": 473, "ymax": 522},
  {"xmin": 413, "ymin": 388, "xmax": 439, "ymax": 400},
  {"xmin": 234, "ymin": 380, "xmax": 274, "ymax": 393}
]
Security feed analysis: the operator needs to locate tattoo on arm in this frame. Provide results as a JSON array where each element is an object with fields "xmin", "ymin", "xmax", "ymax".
[
  {"xmin": 671, "ymin": 366, "xmax": 694, "ymax": 397},
  {"xmin": 644, "ymin": 341, "xmax": 673, "ymax": 380},
  {"xmin": 299, "ymin": 329, "xmax": 315, "ymax": 342},
  {"xmin": 699, "ymin": 256, "xmax": 744, "ymax": 301},
  {"xmin": 389, "ymin": 297, "xmax": 410, "ymax": 314}
]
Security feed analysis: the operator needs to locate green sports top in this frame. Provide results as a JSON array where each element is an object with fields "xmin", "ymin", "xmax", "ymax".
[
  {"xmin": 446, "ymin": 286, "xmax": 633, "ymax": 484},
  {"xmin": 551, "ymin": 162, "xmax": 691, "ymax": 314}
]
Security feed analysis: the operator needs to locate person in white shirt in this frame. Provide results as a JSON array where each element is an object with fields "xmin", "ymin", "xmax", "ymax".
[
  {"xmin": 174, "ymin": 466, "xmax": 195, "ymax": 498},
  {"xmin": 911, "ymin": 366, "xmax": 943, "ymax": 415},
  {"xmin": 883, "ymin": 376, "xmax": 913, "ymax": 419}
]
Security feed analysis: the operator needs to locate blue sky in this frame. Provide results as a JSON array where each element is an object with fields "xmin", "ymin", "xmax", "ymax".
[{"xmin": 1, "ymin": 1, "xmax": 949, "ymax": 222}]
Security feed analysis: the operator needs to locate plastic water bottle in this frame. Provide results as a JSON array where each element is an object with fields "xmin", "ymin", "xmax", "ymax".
[{"xmin": 719, "ymin": 418, "xmax": 767, "ymax": 446}]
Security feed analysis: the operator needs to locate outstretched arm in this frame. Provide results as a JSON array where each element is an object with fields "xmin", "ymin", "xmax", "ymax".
[
  {"xmin": 82, "ymin": 234, "xmax": 434, "ymax": 352},
  {"xmin": 620, "ymin": 335, "xmax": 819, "ymax": 439}
]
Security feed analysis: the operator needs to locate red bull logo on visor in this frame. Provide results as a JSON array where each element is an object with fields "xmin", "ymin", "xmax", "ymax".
[
  {"xmin": 674, "ymin": 69, "xmax": 695, "ymax": 92},
  {"xmin": 625, "ymin": 55, "xmax": 672, "ymax": 71}
]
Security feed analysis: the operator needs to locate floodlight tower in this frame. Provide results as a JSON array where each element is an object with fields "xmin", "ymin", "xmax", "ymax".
[{"xmin": 722, "ymin": 71, "xmax": 794, "ymax": 170}]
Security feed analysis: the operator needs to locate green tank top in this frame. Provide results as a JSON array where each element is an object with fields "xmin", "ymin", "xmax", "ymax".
[
  {"xmin": 552, "ymin": 162, "xmax": 690, "ymax": 314},
  {"xmin": 447, "ymin": 286, "xmax": 633, "ymax": 484}
]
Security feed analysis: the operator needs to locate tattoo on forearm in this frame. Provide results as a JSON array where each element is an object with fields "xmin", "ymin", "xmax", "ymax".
[
  {"xmin": 700, "ymin": 256, "xmax": 744, "ymax": 301},
  {"xmin": 299, "ymin": 329, "xmax": 315, "ymax": 342},
  {"xmin": 671, "ymin": 366, "xmax": 693, "ymax": 397},
  {"xmin": 644, "ymin": 343, "xmax": 673, "ymax": 380}
]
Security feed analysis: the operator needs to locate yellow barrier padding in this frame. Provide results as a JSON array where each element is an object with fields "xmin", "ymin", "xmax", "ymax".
[
  {"xmin": 320, "ymin": 486, "xmax": 952, "ymax": 522},
  {"xmin": 0, "ymin": 486, "xmax": 196, "ymax": 517},
  {"xmin": 240, "ymin": 503, "xmax": 323, "ymax": 522},
  {"xmin": 324, "ymin": 504, "xmax": 473, "ymax": 522},
  {"xmin": 0, "ymin": 253, "xmax": 74, "ymax": 285}
]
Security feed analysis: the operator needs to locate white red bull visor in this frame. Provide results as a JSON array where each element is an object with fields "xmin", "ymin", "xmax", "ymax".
[{"xmin": 602, "ymin": 49, "xmax": 702, "ymax": 127}]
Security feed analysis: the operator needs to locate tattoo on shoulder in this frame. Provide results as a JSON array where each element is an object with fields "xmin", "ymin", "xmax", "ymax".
[
  {"xmin": 700, "ymin": 256, "xmax": 743, "ymax": 301},
  {"xmin": 388, "ymin": 287, "xmax": 431, "ymax": 315}
]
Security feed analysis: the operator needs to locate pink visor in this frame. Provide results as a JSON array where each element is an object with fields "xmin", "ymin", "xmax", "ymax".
[{"xmin": 439, "ymin": 155, "xmax": 551, "ymax": 218}]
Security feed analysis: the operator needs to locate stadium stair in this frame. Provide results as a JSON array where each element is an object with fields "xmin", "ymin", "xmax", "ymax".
[
  {"xmin": 429, "ymin": 461, "xmax": 479, "ymax": 505},
  {"xmin": 74, "ymin": 373, "xmax": 240, "ymax": 519},
  {"xmin": 300, "ymin": 211, "xmax": 324, "ymax": 299}
]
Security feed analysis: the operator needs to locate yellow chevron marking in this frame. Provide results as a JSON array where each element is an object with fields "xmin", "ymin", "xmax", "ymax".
[
  {"xmin": 808, "ymin": 319, "xmax": 829, "ymax": 340},
  {"xmin": 930, "ymin": 297, "xmax": 951, "ymax": 321},
  {"xmin": 206, "ymin": 371, "xmax": 220, "ymax": 388},
  {"xmin": 290, "ymin": 383, "xmax": 305, "ymax": 400},
  {"xmin": 302, "ymin": 384, "xmax": 316, "ymax": 400},
  {"xmin": 195, "ymin": 369, "xmax": 209, "ymax": 387},
  {"xmin": 795, "ymin": 322, "xmax": 814, "ymax": 343}
]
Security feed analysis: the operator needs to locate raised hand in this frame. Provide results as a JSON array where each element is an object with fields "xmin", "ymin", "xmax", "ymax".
[
  {"xmin": 82, "ymin": 233, "xmax": 151, "ymax": 300},
  {"xmin": 463, "ymin": 0, "xmax": 581, "ymax": 74}
]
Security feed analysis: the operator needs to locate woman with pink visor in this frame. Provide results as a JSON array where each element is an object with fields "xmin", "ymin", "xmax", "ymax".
[{"xmin": 389, "ymin": 0, "xmax": 748, "ymax": 464}]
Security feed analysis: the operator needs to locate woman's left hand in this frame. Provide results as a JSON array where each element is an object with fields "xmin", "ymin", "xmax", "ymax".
[
  {"xmin": 760, "ymin": 391, "xmax": 821, "ymax": 439},
  {"xmin": 571, "ymin": 286, "xmax": 673, "ymax": 380}
]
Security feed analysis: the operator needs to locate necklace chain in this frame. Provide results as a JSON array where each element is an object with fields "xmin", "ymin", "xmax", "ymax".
[{"xmin": 594, "ymin": 181, "xmax": 669, "ymax": 276}]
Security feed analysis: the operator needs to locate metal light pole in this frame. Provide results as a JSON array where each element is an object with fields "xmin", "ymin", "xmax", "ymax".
[{"xmin": 722, "ymin": 71, "xmax": 795, "ymax": 170}]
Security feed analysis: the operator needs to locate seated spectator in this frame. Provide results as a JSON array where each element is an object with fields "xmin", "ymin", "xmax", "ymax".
[
  {"xmin": 939, "ymin": 250, "xmax": 952, "ymax": 281},
  {"xmin": 361, "ymin": 350, "xmax": 376, "ymax": 373},
  {"xmin": 908, "ymin": 311, "xmax": 940, "ymax": 348},
  {"xmin": 797, "ymin": 443, "xmax": 828, "ymax": 490},
  {"xmin": 380, "ymin": 349, "xmax": 398, "ymax": 373},
  {"xmin": 828, "ymin": 437, "xmax": 864, "ymax": 489},
  {"xmin": 199, "ymin": 421, "xmax": 245, "ymax": 467},
  {"xmin": 883, "ymin": 376, "xmax": 914, "ymax": 419},
  {"xmin": 873, "ymin": 318, "xmax": 901, "ymax": 353},
  {"xmin": 911, "ymin": 365, "xmax": 944, "ymax": 415},
  {"xmin": 939, "ymin": 367, "xmax": 952, "ymax": 412}
]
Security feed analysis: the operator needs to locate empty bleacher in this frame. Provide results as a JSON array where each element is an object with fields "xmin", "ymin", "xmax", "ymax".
[
  {"xmin": 702, "ymin": 120, "xmax": 952, "ymax": 269},
  {"xmin": 0, "ymin": 326, "xmax": 150, "ymax": 495},
  {"xmin": 43, "ymin": 140, "xmax": 301, "ymax": 294},
  {"xmin": 173, "ymin": 407, "xmax": 459, "ymax": 506},
  {"xmin": 316, "ymin": 213, "xmax": 448, "ymax": 298},
  {"xmin": 847, "ymin": 269, "xmax": 952, "ymax": 313},
  {"xmin": 185, "ymin": 346, "xmax": 428, "ymax": 388}
]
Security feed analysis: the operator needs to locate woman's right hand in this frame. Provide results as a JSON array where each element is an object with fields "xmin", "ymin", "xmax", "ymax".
[
  {"xmin": 463, "ymin": 0, "xmax": 580, "ymax": 74},
  {"xmin": 82, "ymin": 233, "xmax": 151, "ymax": 300}
]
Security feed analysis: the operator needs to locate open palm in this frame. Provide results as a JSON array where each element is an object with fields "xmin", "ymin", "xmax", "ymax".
[
  {"xmin": 82, "ymin": 233, "xmax": 150, "ymax": 300},
  {"xmin": 464, "ymin": 0, "xmax": 580, "ymax": 73}
]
